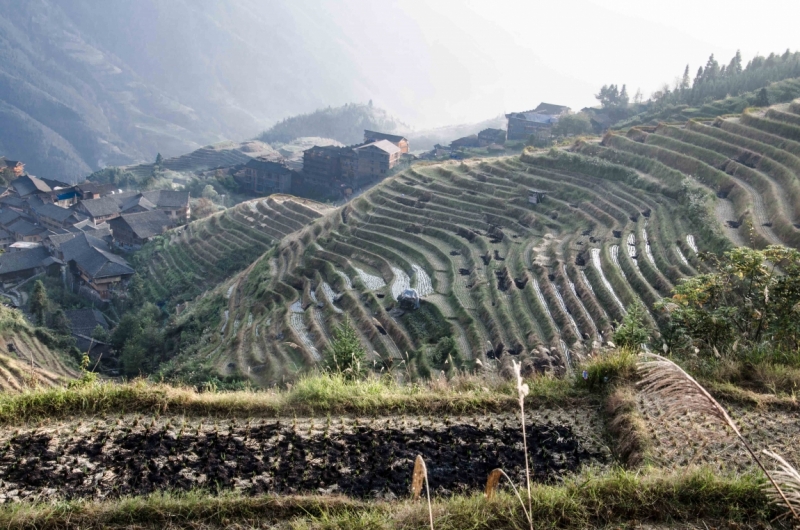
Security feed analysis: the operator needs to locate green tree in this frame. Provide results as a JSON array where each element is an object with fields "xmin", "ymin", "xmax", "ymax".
[
  {"xmin": 613, "ymin": 303, "xmax": 650, "ymax": 349},
  {"xmin": 680, "ymin": 65, "xmax": 691, "ymax": 91},
  {"xmin": 659, "ymin": 245, "xmax": 800, "ymax": 354},
  {"xmin": 30, "ymin": 280, "xmax": 49, "ymax": 325},
  {"xmin": 120, "ymin": 343, "xmax": 148, "ymax": 378},
  {"xmin": 91, "ymin": 324, "xmax": 110, "ymax": 343},
  {"xmin": 324, "ymin": 317, "xmax": 367, "ymax": 379},
  {"xmin": 127, "ymin": 273, "xmax": 146, "ymax": 308},
  {"xmin": 50, "ymin": 309, "xmax": 71, "ymax": 336},
  {"xmin": 755, "ymin": 87, "xmax": 770, "ymax": 107},
  {"xmin": 155, "ymin": 153, "xmax": 164, "ymax": 166},
  {"xmin": 552, "ymin": 113, "xmax": 592, "ymax": 136},
  {"xmin": 201, "ymin": 184, "xmax": 220, "ymax": 203}
]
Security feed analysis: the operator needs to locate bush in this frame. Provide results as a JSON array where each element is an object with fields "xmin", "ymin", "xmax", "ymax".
[
  {"xmin": 613, "ymin": 303, "xmax": 650, "ymax": 349},
  {"xmin": 324, "ymin": 317, "xmax": 367, "ymax": 380},
  {"xmin": 659, "ymin": 245, "xmax": 800, "ymax": 356}
]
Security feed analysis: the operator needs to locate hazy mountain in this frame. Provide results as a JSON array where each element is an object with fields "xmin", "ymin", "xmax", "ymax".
[{"xmin": 0, "ymin": 1, "xmax": 386, "ymax": 181}]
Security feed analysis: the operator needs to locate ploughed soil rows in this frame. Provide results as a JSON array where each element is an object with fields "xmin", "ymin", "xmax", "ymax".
[
  {"xmin": 639, "ymin": 395, "xmax": 800, "ymax": 472},
  {"xmin": 0, "ymin": 412, "xmax": 609, "ymax": 502}
]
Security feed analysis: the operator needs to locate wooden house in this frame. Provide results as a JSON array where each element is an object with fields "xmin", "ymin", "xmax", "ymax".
[
  {"xmin": 506, "ymin": 103, "xmax": 570, "ymax": 140},
  {"xmin": 364, "ymin": 130, "xmax": 409, "ymax": 154},
  {"xmin": 235, "ymin": 158, "xmax": 293, "ymax": 195}
]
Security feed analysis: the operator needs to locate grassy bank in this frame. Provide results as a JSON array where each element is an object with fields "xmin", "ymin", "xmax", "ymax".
[
  {"xmin": 0, "ymin": 372, "xmax": 581, "ymax": 424},
  {"xmin": 0, "ymin": 468, "xmax": 775, "ymax": 529}
]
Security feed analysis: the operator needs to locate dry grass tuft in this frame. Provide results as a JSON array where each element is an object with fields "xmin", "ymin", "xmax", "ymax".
[
  {"xmin": 605, "ymin": 386, "xmax": 648, "ymax": 467},
  {"xmin": 411, "ymin": 455, "xmax": 433, "ymax": 530},
  {"xmin": 485, "ymin": 469, "xmax": 502, "ymax": 499},
  {"xmin": 763, "ymin": 451, "xmax": 800, "ymax": 522},
  {"xmin": 638, "ymin": 353, "xmax": 800, "ymax": 523}
]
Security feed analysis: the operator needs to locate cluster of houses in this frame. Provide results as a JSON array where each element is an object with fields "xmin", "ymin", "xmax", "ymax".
[
  {"xmin": 234, "ymin": 130, "xmax": 410, "ymax": 198},
  {"xmin": 0, "ymin": 168, "xmax": 190, "ymax": 304},
  {"xmin": 421, "ymin": 102, "xmax": 572, "ymax": 160}
]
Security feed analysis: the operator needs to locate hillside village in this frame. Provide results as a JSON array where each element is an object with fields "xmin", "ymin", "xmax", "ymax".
[
  {"xmin": 0, "ymin": 168, "xmax": 189, "ymax": 306},
  {"xmin": 231, "ymin": 106, "xmax": 572, "ymax": 199}
]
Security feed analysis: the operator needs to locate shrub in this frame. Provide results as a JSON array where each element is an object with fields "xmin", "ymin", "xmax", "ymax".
[
  {"xmin": 613, "ymin": 303, "xmax": 650, "ymax": 349},
  {"xmin": 324, "ymin": 317, "xmax": 367, "ymax": 380}
]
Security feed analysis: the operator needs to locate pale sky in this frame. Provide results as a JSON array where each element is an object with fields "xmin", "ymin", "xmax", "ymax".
[{"xmin": 310, "ymin": 0, "xmax": 800, "ymax": 128}]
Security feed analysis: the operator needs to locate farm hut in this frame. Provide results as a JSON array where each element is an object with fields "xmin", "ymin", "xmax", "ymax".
[
  {"xmin": 398, "ymin": 289, "xmax": 420, "ymax": 310},
  {"xmin": 528, "ymin": 189, "xmax": 547, "ymax": 204}
]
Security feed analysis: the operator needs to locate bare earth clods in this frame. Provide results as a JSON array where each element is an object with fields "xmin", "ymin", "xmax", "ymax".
[{"xmin": 0, "ymin": 414, "xmax": 609, "ymax": 502}]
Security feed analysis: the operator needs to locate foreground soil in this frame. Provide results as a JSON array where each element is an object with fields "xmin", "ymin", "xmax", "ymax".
[{"xmin": 0, "ymin": 411, "xmax": 609, "ymax": 502}]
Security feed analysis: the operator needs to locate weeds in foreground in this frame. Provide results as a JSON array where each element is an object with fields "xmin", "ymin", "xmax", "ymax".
[
  {"xmin": 638, "ymin": 353, "xmax": 800, "ymax": 523},
  {"xmin": 483, "ymin": 359, "xmax": 534, "ymax": 530}
]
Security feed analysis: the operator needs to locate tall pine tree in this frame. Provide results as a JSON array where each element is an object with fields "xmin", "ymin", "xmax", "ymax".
[{"xmin": 30, "ymin": 280, "xmax": 49, "ymax": 326}]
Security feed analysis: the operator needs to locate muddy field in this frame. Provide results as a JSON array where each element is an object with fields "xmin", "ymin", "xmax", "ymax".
[{"xmin": 0, "ymin": 411, "xmax": 610, "ymax": 502}]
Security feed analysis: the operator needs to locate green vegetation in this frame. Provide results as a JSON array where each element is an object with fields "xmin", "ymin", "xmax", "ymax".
[
  {"xmin": 0, "ymin": 469, "xmax": 775, "ymax": 530},
  {"xmin": 324, "ymin": 317, "xmax": 367, "ymax": 379},
  {"xmin": 258, "ymin": 102, "xmax": 406, "ymax": 145}
]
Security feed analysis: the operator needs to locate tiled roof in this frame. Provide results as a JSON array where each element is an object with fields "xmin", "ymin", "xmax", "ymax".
[
  {"xmin": 141, "ymin": 190, "xmax": 190, "ymax": 209},
  {"xmin": 120, "ymin": 194, "xmax": 156, "ymax": 213},
  {"xmin": 0, "ymin": 247, "xmax": 51, "ymax": 275},
  {"xmin": 0, "ymin": 209, "xmax": 22, "ymax": 227},
  {"xmin": 65, "ymin": 308, "xmax": 109, "ymax": 336},
  {"xmin": 31, "ymin": 202, "xmax": 85, "ymax": 223},
  {"xmin": 78, "ymin": 196, "xmax": 120, "ymax": 218},
  {"xmin": 355, "ymin": 139, "xmax": 401, "ymax": 155},
  {"xmin": 110, "ymin": 210, "xmax": 171, "ymax": 239},
  {"xmin": 61, "ymin": 233, "xmax": 134, "ymax": 279},
  {"xmin": 10, "ymin": 175, "xmax": 50, "ymax": 197},
  {"xmin": 364, "ymin": 130, "xmax": 407, "ymax": 143},
  {"xmin": 7, "ymin": 218, "xmax": 46, "ymax": 237}
]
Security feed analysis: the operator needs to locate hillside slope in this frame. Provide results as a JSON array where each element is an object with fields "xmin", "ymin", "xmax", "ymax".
[
  {"xmin": 0, "ymin": 306, "xmax": 77, "ymax": 390},
  {"xmin": 165, "ymin": 99, "xmax": 800, "ymax": 387}
]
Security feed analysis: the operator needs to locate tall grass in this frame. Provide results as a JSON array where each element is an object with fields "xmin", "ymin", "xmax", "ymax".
[{"xmin": 638, "ymin": 353, "xmax": 800, "ymax": 522}]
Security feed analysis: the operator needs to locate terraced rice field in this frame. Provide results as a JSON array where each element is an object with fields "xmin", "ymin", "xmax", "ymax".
[
  {"xmin": 175, "ymin": 100, "xmax": 800, "ymax": 385},
  {"xmin": 136, "ymin": 195, "xmax": 335, "ymax": 304}
]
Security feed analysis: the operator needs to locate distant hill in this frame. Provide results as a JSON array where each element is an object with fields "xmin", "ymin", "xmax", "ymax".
[{"xmin": 258, "ymin": 103, "xmax": 408, "ymax": 146}]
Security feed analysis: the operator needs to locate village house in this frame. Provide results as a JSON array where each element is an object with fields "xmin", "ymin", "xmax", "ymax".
[
  {"xmin": 363, "ymin": 130, "xmax": 409, "ymax": 153},
  {"xmin": 0, "ymin": 196, "xmax": 25, "ymax": 212},
  {"xmin": 64, "ymin": 308, "xmax": 111, "ymax": 358},
  {"xmin": 350, "ymin": 140, "xmax": 401, "ymax": 186},
  {"xmin": 61, "ymin": 233, "xmax": 134, "ymax": 301},
  {"xmin": 301, "ymin": 145, "xmax": 346, "ymax": 190},
  {"xmin": 0, "ymin": 246, "xmax": 59, "ymax": 284},
  {"xmin": 506, "ymin": 103, "xmax": 571, "ymax": 141},
  {"xmin": 135, "ymin": 190, "xmax": 191, "ymax": 223},
  {"xmin": 301, "ymin": 134, "xmax": 405, "ymax": 194},
  {"xmin": 109, "ymin": 210, "xmax": 171, "ymax": 248},
  {"xmin": 30, "ymin": 201, "xmax": 88, "ymax": 231},
  {"xmin": 235, "ymin": 158, "xmax": 293, "ymax": 195},
  {"xmin": 478, "ymin": 128, "xmax": 507, "ymax": 146},
  {"xmin": 6, "ymin": 218, "xmax": 47, "ymax": 243},
  {"xmin": 119, "ymin": 194, "xmax": 157, "ymax": 214},
  {"xmin": 75, "ymin": 196, "xmax": 121, "ymax": 224},
  {"xmin": 74, "ymin": 182, "xmax": 117, "ymax": 201},
  {"xmin": 9, "ymin": 174, "xmax": 51, "ymax": 198}
]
